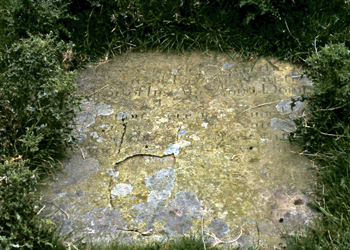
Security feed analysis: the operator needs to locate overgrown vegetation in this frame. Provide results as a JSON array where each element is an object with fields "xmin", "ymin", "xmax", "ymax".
[
  {"xmin": 64, "ymin": 0, "xmax": 350, "ymax": 65},
  {"xmin": 0, "ymin": 2, "xmax": 79, "ymax": 249},
  {"xmin": 1, "ymin": 33, "xmax": 79, "ymax": 173},
  {"xmin": 79, "ymin": 235, "xmax": 243, "ymax": 250},
  {"xmin": 0, "ymin": 160, "xmax": 56, "ymax": 249},
  {"xmin": 287, "ymin": 43, "xmax": 350, "ymax": 249},
  {"xmin": 0, "ymin": 0, "xmax": 350, "ymax": 249},
  {"xmin": 1, "ymin": 0, "xmax": 349, "ymax": 67},
  {"xmin": 292, "ymin": 43, "xmax": 350, "ymax": 155}
]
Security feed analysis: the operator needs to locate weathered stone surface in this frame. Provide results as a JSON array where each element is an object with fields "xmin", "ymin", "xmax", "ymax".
[{"xmin": 40, "ymin": 52, "xmax": 317, "ymax": 249}]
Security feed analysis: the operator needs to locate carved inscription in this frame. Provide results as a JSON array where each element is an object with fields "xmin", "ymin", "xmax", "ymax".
[
  {"xmin": 74, "ymin": 52, "xmax": 312, "ymax": 201},
  {"xmin": 93, "ymin": 76, "xmax": 308, "ymax": 105}
]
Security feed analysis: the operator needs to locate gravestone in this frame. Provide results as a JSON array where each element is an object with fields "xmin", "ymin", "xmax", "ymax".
[{"xmin": 40, "ymin": 52, "xmax": 316, "ymax": 249}]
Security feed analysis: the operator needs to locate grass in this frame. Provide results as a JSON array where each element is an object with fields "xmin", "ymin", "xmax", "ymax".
[
  {"xmin": 80, "ymin": 236, "xmax": 239, "ymax": 250},
  {"xmin": 284, "ymin": 44, "xmax": 350, "ymax": 249},
  {"xmin": 52, "ymin": 233, "xmax": 256, "ymax": 250},
  {"xmin": 284, "ymin": 147, "xmax": 350, "ymax": 249},
  {"xmin": 2, "ymin": 0, "xmax": 343, "ymax": 69}
]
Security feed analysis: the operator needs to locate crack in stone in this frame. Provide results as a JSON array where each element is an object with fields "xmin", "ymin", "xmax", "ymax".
[
  {"xmin": 108, "ymin": 173, "xmax": 113, "ymax": 208},
  {"xmin": 114, "ymin": 153, "xmax": 176, "ymax": 168},
  {"xmin": 117, "ymin": 118, "xmax": 127, "ymax": 154}
]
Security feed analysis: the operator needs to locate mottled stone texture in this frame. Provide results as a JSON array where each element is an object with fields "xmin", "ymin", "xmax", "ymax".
[{"xmin": 40, "ymin": 52, "xmax": 316, "ymax": 249}]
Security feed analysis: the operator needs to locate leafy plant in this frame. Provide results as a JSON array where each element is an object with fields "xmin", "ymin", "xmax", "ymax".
[
  {"xmin": 0, "ymin": 160, "xmax": 56, "ymax": 249},
  {"xmin": 0, "ymin": 0, "xmax": 75, "ymax": 71},
  {"xmin": 56, "ymin": 0, "xmax": 350, "ymax": 65},
  {"xmin": 0, "ymin": 33, "xmax": 80, "ymax": 172},
  {"xmin": 0, "ymin": 89, "xmax": 21, "ymax": 159},
  {"xmin": 288, "ymin": 43, "xmax": 350, "ymax": 249},
  {"xmin": 0, "ymin": 1, "xmax": 349, "ymax": 249},
  {"xmin": 291, "ymin": 43, "xmax": 350, "ymax": 155}
]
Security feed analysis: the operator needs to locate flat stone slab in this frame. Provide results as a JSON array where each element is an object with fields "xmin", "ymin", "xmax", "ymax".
[{"xmin": 40, "ymin": 52, "xmax": 316, "ymax": 249}]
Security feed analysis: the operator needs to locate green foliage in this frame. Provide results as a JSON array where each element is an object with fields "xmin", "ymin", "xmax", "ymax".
[
  {"xmin": 59, "ymin": 0, "xmax": 350, "ymax": 65},
  {"xmin": 0, "ymin": 89, "xmax": 21, "ymax": 159},
  {"xmin": 0, "ymin": 33, "xmax": 79, "ymax": 172},
  {"xmin": 0, "ymin": 3, "xmax": 80, "ymax": 249},
  {"xmin": 288, "ymin": 44, "xmax": 350, "ymax": 249},
  {"xmin": 0, "ymin": 160, "xmax": 56, "ymax": 249},
  {"xmin": 0, "ymin": 0, "xmax": 75, "ymax": 71},
  {"xmin": 239, "ymin": 0, "xmax": 278, "ymax": 24},
  {"xmin": 2, "ymin": 0, "xmax": 349, "ymax": 66},
  {"xmin": 305, "ymin": 43, "xmax": 350, "ymax": 98},
  {"xmin": 79, "ymin": 235, "xmax": 248, "ymax": 250},
  {"xmin": 286, "ymin": 138, "xmax": 350, "ymax": 249},
  {"xmin": 7, "ymin": 0, "xmax": 72, "ymax": 37},
  {"xmin": 291, "ymin": 43, "xmax": 350, "ymax": 154},
  {"xmin": 0, "ymin": 0, "xmax": 349, "ymax": 249}
]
